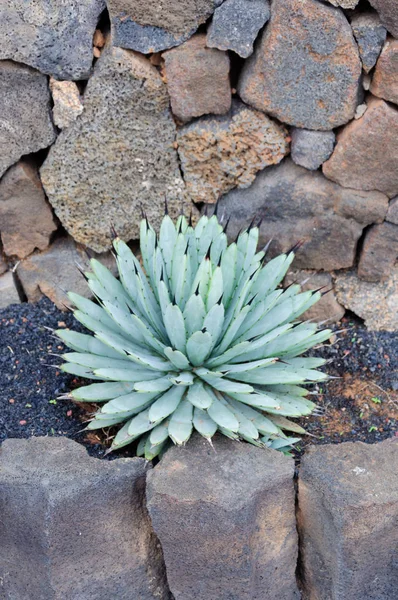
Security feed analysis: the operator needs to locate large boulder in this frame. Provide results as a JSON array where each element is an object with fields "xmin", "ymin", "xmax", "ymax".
[
  {"xmin": 237, "ymin": 0, "xmax": 361, "ymax": 130},
  {"xmin": 335, "ymin": 268, "xmax": 398, "ymax": 331},
  {"xmin": 41, "ymin": 46, "xmax": 190, "ymax": 252},
  {"xmin": 207, "ymin": 0, "xmax": 270, "ymax": 58},
  {"xmin": 17, "ymin": 236, "xmax": 115, "ymax": 310},
  {"xmin": 371, "ymin": 38, "xmax": 398, "ymax": 105},
  {"xmin": 206, "ymin": 159, "xmax": 388, "ymax": 271},
  {"xmin": 351, "ymin": 12, "xmax": 387, "ymax": 74},
  {"xmin": 323, "ymin": 97, "xmax": 398, "ymax": 198},
  {"xmin": 369, "ymin": 0, "xmax": 398, "ymax": 38},
  {"xmin": 0, "ymin": 61, "xmax": 56, "ymax": 178},
  {"xmin": 358, "ymin": 222, "xmax": 398, "ymax": 282},
  {"xmin": 298, "ymin": 439, "xmax": 398, "ymax": 600},
  {"xmin": 0, "ymin": 0, "xmax": 105, "ymax": 80},
  {"xmin": 177, "ymin": 100, "xmax": 289, "ymax": 203},
  {"xmin": 146, "ymin": 434, "xmax": 299, "ymax": 600},
  {"xmin": 0, "ymin": 437, "xmax": 169, "ymax": 599},
  {"xmin": 163, "ymin": 34, "xmax": 231, "ymax": 123},
  {"xmin": 0, "ymin": 161, "xmax": 57, "ymax": 259},
  {"xmin": 107, "ymin": 0, "xmax": 219, "ymax": 53}
]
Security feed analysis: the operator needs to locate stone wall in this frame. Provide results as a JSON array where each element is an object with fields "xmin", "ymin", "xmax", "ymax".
[{"xmin": 0, "ymin": 0, "xmax": 397, "ymax": 330}]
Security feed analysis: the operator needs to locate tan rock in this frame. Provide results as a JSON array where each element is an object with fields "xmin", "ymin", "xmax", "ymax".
[
  {"xmin": 323, "ymin": 97, "xmax": 398, "ymax": 198},
  {"xmin": 0, "ymin": 161, "xmax": 57, "ymax": 259},
  {"xmin": 358, "ymin": 222, "xmax": 398, "ymax": 282},
  {"xmin": 238, "ymin": 0, "xmax": 361, "ymax": 130},
  {"xmin": 17, "ymin": 237, "xmax": 115, "ymax": 310},
  {"xmin": 0, "ymin": 271, "xmax": 21, "ymax": 308},
  {"xmin": 371, "ymin": 38, "xmax": 398, "ymax": 105},
  {"xmin": 335, "ymin": 268, "xmax": 398, "ymax": 331},
  {"xmin": 369, "ymin": 0, "xmax": 398, "ymax": 38},
  {"xmin": 93, "ymin": 29, "xmax": 106, "ymax": 48},
  {"xmin": 284, "ymin": 270, "xmax": 345, "ymax": 323},
  {"xmin": 177, "ymin": 101, "xmax": 289, "ymax": 203},
  {"xmin": 50, "ymin": 79, "xmax": 83, "ymax": 129},
  {"xmin": 163, "ymin": 34, "xmax": 231, "ymax": 122},
  {"xmin": 41, "ymin": 47, "xmax": 191, "ymax": 253}
]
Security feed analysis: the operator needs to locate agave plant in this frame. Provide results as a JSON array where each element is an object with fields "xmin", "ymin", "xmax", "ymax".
[{"xmin": 56, "ymin": 211, "xmax": 331, "ymax": 459}]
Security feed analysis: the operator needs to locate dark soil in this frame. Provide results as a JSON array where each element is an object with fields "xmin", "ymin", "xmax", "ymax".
[{"xmin": 0, "ymin": 298, "xmax": 396, "ymax": 459}]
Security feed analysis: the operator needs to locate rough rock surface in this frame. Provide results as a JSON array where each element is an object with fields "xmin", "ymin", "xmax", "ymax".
[
  {"xmin": 0, "ymin": 252, "xmax": 7, "ymax": 276},
  {"xmin": 207, "ymin": 0, "xmax": 270, "ymax": 59},
  {"xmin": 107, "ymin": 0, "xmax": 218, "ymax": 52},
  {"xmin": 0, "ymin": 161, "xmax": 57, "ymax": 259},
  {"xmin": 386, "ymin": 196, "xmax": 398, "ymax": 224},
  {"xmin": 163, "ymin": 35, "xmax": 231, "ymax": 122},
  {"xmin": 208, "ymin": 159, "xmax": 388, "ymax": 270},
  {"xmin": 371, "ymin": 39, "xmax": 398, "ymax": 105},
  {"xmin": 323, "ymin": 97, "xmax": 398, "ymax": 198},
  {"xmin": 0, "ymin": 61, "xmax": 56, "ymax": 178},
  {"xmin": 0, "ymin": 272, "xmax": 20, "ymax": 309},
  {"xmin": 335, "ymin": 268, "xmax": 398, "ymax": 330},
  {"xmin": 351, "ymin": 12, "xmax": 387, "ymax": 74},
  {"xmin": 298, "ymin": 439, "xmax": 398, "ymax": 600},
  {"xmin": 358, "ymin": 222, "xmax": 398, "ymax": 282},
  {"xmin": 177, "ymin": 101, "xmax": 289, "ymax": 203},
  {"xmin": 0, "ymin": 0, "xmax": 105, "ymax": 80},
  {"xmin": 50, "ymin": 79, "xmax": 84, "ymax": 129},
  {"xmin": 369, "ymin": 0, "xmax": 398, "ymax": 38},
  {"xmin": 238, "ymin": 0, "xmax": 361, "ymax": 130},
  {"xmin": 41, "ymin": 46, "xmax": 190, "ymax": 252},
  {"xmin": 290, "ymin": 129, "xmax": 335, "ymax": 171},
  {"xmin": 326, "ymin": 0, "xmax": 359, "ymax": 7},
  {"xmin": 0, "ymin": 437, "xmax": 169, "ymax": 599},
  {"xmin": 17, "ymin": 237, "xmax": 115, "ymax": 310},
  {"xmin": 284, "ymin": 270, "xmax": 345, "ymax": 323},
  {"xmin": 147, "ymin": 434, "xmax": 299, "ymax": 600}
]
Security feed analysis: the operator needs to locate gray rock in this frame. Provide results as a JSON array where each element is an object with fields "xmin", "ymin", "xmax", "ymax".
[
  {"xmin": 238, "ymin": 0, "xmax": 361, "ymax": 130},
  {"xmin": 298, "ymin": 439, "xmax": 398, "ymax": 600},
  {"xmin": 0, "ymin": 160, "xmax": 57, "ymax": 259},
  {"xmin": 147, "ymin": 434, "xmax": 299, "ymax": 600},
  {"xmin": 0, "ymin": 437, "xmax": 169, "ymax": 599},
  {"xmin": 335, "ymin": 267, "xmax": 398, "ymax": 331},
  {"xmin": 284, "ymin": 270, "xmax": 345, "ymax": 323},
  {"xmin": 327, "ymin": 0, "xmax": 359, "ymax": 7},
  {"xmin": 17, "ymin": 236, "xmax": 116, "ymax": 310},
  {"xmin": 0, "ymin": 0, "xmax": 105, "ymax": 80},
  {"xmin": 207, "ymin": 0, "xmax": 270, "ymax": 59},
  {"xmin": 206, "ymin": 159, "xmax": 388, "ymax": 271},
  {"xmin": 0, "ymin": 272, "xmax": 20, "ymax": 309},
  {"xmin": 0, "ymin": 61, "xmax": 56, "ymax": 178},
  {"xmin": 351, "ymin": 12, "xmax": 387, "ymax": 73},
  {"xmin": 369, "ymin": 0, "xmax": 398, "ymax": 38},
  {"xmin": 41, "ymin": 46, "xmax": 191, "ymax": 252},
  {"xmin": 358, "ymin": 221, "xmax": 398, "ymax": 282},
  {"xmin": 177, "ymin": 100, "xmax": 289, "ymax": 203},
  {"xmin": 0, "ymin": 251, "xmax": 7, "ymax": 276},
  {"xmin": 109, "ymin": 18, "xmax": 192, "ymax": 54},
  {"xmin": 107, "ymin": 0, "xmax": 218, "ymax": 52},
  {"xmin": 386, "ymin": 196, "xmax": 398, "ymax": 224},
  {"xmin": 290, "ymin": 129, "xmax": 335, "ymax": 171}
]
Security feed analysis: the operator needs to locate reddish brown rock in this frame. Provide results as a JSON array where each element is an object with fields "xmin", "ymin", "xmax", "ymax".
[
  {"xmin": 371, "ymin": 38, "xmax": 398, "ymax": 105},
  {"xmin": 284, "ymin": 270, "xmax": 345, "ymax": 323},
  {"xmin": 369, "ymin": 0, "xmax": 398, "ymax": 38},
  {"xmin": 238, "ymin": 0, "xmax": 361, "ymax": 130},
  {"xmin": 323, "ymin": 98, "xmax": 398, "ymax": 198},
  {"xmin": 0, "ymin": 161, "xmax": 57, "ymax": 259},
  {"xmin": 177, "ymin": 100, "xmax": 289, "ymax": 203},
  {"xmin": 358, "ymin": 222, "xmax": 398, "ymax": 282},
  {"xmin": 17, "ymin": 237, "xmax": 115, "ymax": 310},
  {"xmin": 163, "ymin": 34, "xmax": 231, "ymax": 122},
  {"xmin": 387, "ymin": 196, "xmax": 398, "ymax": 224}
]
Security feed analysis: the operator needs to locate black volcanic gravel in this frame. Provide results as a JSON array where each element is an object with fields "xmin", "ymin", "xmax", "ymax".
[{"xmin": 0, "ymin": 299, "xmax": 397, "ymax": 459}]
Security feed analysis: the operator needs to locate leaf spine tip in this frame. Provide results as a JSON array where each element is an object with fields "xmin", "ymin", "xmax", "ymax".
[{"xmin": 287, "ymin": 240, "xmax": 305, "ymax": 255}]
